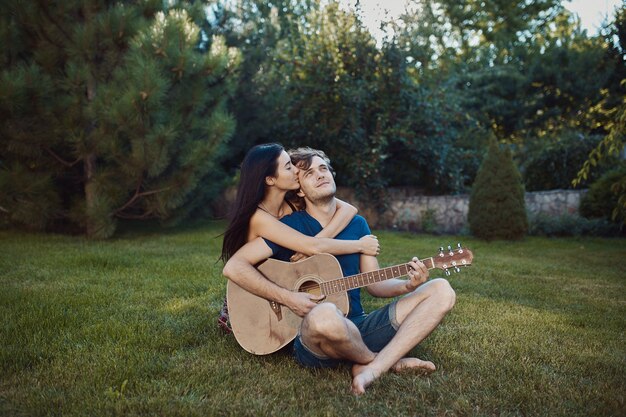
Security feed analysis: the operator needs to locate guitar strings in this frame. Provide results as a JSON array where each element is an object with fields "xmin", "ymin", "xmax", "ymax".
[
  {"xmin": 293, "ymin": 251, "xmax": 471, "ymax": 295},
  {"xmin": 296, "ymin": 263, "xmax": 414, "ymax": 295}
]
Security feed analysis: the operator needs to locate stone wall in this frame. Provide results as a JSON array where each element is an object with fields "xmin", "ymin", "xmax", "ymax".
[
  {"xmin": 216, "ymin": 186, "xmax": 587, "ymax": 234},
  {"xmin": 336, "ymin": 187, "xmax": 587, "ymax": 233}
]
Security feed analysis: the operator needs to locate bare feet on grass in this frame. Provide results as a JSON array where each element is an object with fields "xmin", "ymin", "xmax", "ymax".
[
  {"xmin": 351, "ymin": 358, "xmax": 436, "ymax": 395},
  {"xmin": 391, "ymin": 357, "xmax": 436, "ymax": 374},
  {"xmin": 351, "ymin": 363, "xmax": 380, "ymax": 395}
]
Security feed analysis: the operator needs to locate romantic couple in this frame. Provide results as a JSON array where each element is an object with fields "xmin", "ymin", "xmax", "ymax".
[{"xmin": 219, "ymin": 144, "xmax": 456, "ymax": 395}]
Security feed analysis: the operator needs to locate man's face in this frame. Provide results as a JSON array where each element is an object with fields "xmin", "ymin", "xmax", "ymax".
[{"xmin": 296, "ymin": 156, "xmax": 336, "ymax": 204}]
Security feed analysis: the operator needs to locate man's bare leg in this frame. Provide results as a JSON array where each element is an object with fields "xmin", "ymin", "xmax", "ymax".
[
  {"xmin": 300, "ymin": 303, "xmax": 376, "ymax": 364},
  {"xmin": 351, "ymin": 278, "xmax": 455, "ymax": 394}
]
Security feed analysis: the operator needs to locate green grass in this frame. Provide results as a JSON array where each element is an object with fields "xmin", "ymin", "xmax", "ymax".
[{"xmin": 1, "ymin": 222, "xmax": 624, "ymax": 416}]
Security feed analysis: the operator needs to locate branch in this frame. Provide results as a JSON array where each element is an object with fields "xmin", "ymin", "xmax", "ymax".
[
  {"xmin": 115, "ymin": 211, "xmax": 158, "ymax": 220},
  {"xmin": 114, "ymin": 186, "xmax": 171, "ymax": 215},
  {"xmin": 37, "ymin": 0, "xmax": 75, "ymax": 45},
  {"xmin": 0, "ymin": 205, "xmax": 8, "ymax": 213},
  {"xmin": 45, "ymin": 147, "xmax": 82, "ymax": 167}
]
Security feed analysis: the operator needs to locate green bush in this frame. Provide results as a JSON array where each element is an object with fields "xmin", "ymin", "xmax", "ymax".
[
  {"xmin": 528, "ymin": 212, "xmax": 621, "ymax": 237},
  {"xmin": 579, "ymin": 164, "xmax": 626, "ymax": 222},
  {"xmin": 420, "ymin": 209, "xmax": 439, "ymax": 234},
  {"xmin": 469, "ymin": 139, "xmax": 528, "ymax": 240},
  {"xmin": 522, "ymin": 132, "xmax": 606, "ymax": 191}
]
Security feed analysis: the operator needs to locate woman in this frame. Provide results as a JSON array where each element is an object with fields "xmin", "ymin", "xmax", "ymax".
[{"xmin": 218, "ymin": 143, "xmax": 379, "ymax": 332}]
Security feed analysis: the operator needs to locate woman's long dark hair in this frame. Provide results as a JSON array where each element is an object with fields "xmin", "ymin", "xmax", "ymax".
[{"xmin": 220, "ymin": 143, "xmax": 285, "ymax": 262}]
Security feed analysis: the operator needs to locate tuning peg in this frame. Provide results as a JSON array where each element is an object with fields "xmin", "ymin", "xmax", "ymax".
[
  {"xmin": 444, "ymin": 268, "xmax": 451, "ymax": 276},
  {"xmin": 454, "ymin": 266, "xmax": 461, "ymax": 273},
  {"xmin": 448, "ymin": 245, "xmax": 453, "ymax": 255},
  {"xmin": 457, "ymin": 242, "xmax": 464, "ymax": 253}
]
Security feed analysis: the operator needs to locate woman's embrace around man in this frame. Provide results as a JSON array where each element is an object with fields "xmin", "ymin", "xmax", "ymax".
[{"xmin": 219, "ymin": 144, "xmax": 455, "ymax": 394}]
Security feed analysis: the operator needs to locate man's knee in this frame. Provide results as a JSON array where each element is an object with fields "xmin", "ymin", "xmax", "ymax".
[
  {"xmin": 303, "ymin": 303, "xmax": 347, "ymax": 340},
  {"xmin": 429, "ymin": 278, "xmax": 456, "ymax": 312}
]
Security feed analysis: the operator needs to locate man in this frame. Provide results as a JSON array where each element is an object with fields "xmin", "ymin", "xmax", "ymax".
[{"xmin": 222, "ymin": 147, "xmax": 456, "ymax": 394}]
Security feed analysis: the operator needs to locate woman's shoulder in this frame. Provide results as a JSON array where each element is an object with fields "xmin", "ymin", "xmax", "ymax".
[{"xmin": 249, "ymin": 208, "xmax": 278, "ymax": 234}]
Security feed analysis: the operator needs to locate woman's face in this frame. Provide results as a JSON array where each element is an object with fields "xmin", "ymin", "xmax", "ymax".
[{"xmin": 269, "ymin": 151, "xmax": 300, "ymax": 191}]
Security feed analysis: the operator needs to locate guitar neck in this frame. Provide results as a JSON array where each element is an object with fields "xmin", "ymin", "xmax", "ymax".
[{"xmin": 319, "ymin": 257, "xmax": 437, "ymax": 296}]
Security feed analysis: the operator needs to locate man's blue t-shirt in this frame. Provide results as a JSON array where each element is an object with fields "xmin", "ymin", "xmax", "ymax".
[{"xmin": 263, "ymin": 211, "xmax": 371, "ymax": 319}]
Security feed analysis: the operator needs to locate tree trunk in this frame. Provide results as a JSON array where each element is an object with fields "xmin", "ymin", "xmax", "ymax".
[
  {"xmin": 84, "ymin": 152, "xmax": 98, "ymax": 237},
  {"xmin": 84, "ymin": 68, "xmax": 99, "ymax": 238}
]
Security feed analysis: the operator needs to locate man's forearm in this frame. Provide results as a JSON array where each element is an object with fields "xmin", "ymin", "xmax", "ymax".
[
  {"xmin": 223, "ymin": 258, "xmax": 294, "ymax": 305},
  {"xmin": 366, "ymin": 278, "xmax": 414, "ymax": 298}
]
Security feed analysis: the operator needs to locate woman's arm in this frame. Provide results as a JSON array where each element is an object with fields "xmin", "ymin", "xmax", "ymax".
[
  {"xmin": 314, "ymin": 198, "xmax": 357, "ymax": 238},
  {"xmin": 289, "ymin": 198, "xmax": 358, "ymax": 261},
  {"xmin": 249, "ymin": 210, "xmax": 379, "ymax": 256}
]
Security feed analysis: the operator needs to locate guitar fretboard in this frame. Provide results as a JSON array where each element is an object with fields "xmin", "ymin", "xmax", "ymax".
[{"xmin": 319, "ymin": 257, "xmax": 435, "ymax": 296}]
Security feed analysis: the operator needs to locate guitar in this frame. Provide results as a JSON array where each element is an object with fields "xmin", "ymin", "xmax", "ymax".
[{"xmin": 227, "ymin": 245, "xmax": 473, "ymax": 355}]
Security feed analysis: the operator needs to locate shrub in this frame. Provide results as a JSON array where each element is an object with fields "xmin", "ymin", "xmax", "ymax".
[
  {"xmin": 579, "ymin": 164, "xmax": 626, "ymax": 223},
  {"xmin": 469, "ymin": 139, "xmax": 528, "ymax": 240},
  {"xmin": 522, "ymin": 132, "xmax": 606, "ymax": 191},
  {"xmin": 528, "ymin": 212, "xmax": 621, "ymax": 237},
  {"xmin": 420, "ymin": 209, "xmax": 439, "ymax": 234}
]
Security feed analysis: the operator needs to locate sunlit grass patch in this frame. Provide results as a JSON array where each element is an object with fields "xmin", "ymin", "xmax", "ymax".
[{"xmin": 1, "ymin": 223, "xmax": 624, "ymax": 416}]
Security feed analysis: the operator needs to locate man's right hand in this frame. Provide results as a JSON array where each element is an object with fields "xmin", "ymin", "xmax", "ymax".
[{"xmin": 285, "ymin": 292, "xmax": 325, "ymax": 317}]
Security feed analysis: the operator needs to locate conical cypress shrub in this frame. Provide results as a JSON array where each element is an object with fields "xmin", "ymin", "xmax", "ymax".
[{"xmin": 469, "ymin": 139, "xmax": 528, "ymax": 240}]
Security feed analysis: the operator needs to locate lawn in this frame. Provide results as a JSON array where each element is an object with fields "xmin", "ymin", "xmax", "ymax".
[{"xmin": 0, "ymin": 222, "xmax": 624, "ymax": 416}]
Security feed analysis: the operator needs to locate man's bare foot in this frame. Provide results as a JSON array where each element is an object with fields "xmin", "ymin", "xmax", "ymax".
[
  {"xmin": 391, "ymin": 357, "xmax": 436, "ymax": 374},
  {"xmin": 351, "ymin": 363, "xmax": 381, "ymax": 395},
  {"xmin": 351, "ymin": 359, "xmax": 435, "ymax": 395}
]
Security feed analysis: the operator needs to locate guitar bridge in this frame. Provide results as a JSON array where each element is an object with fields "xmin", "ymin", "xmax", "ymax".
[{"xmin": 269, "ymin": 300, "xmax": 283, "ymax": 321}]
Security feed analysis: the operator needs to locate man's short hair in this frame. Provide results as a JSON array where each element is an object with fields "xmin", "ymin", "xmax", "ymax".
[{"xmin": 287, "ymin": 147, "xmax": 335, "ymax": 177}]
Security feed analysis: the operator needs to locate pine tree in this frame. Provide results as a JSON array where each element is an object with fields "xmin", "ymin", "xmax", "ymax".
[
  {"xmin": 0, "ymin": 1, "xmax": 239, "ymax": 237},
  {"xmin": 468, "ymin": 138, "xmax": 528, "ymax": 240}
]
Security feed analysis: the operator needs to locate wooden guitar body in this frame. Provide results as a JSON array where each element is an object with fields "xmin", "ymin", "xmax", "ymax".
[{"xmin": 227, "ymin": 253, "xmax": 349, "ymax": 355}]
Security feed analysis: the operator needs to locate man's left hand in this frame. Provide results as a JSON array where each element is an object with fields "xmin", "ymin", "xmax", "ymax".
[{"xmin": 406, "ymin": 257, "xmax": 429, "ymax": 292}]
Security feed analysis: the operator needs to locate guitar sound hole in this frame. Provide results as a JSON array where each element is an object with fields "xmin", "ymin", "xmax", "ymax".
[{"xmin": 298, "ymin": 280, "xmax": 322, "ymax": 297}]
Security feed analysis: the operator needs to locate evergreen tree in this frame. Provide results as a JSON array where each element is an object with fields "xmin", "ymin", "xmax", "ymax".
[
  {"xmin": 469, "ymin": 138, "xmax": 528, "ymax": 240},
  {"xmin": 0, "ymin": 1, "xmax": 239, "ymax": 237}
]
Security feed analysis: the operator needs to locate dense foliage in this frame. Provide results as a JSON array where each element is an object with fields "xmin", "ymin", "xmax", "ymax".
[
  {"xmin": 0, "ymin": 1, "xmax": 239, "ymax": 237},
  {"xmin": 1, "ymin": 0, "xmax": 625, "ymax": 237},
  {"xmin": 212, "ymin": 0, "xmax": 624, "ymax": 191},
  {"xmin": 579, "ymin": 164, "xmax": 626, "ymax": 224},
  {"xmin": 522, "ymin": 132, "xmax": 608, "ymax": 191},
  {"xmin": 468, "ymin": 139, "xmax": 528, "ymax": 240}
]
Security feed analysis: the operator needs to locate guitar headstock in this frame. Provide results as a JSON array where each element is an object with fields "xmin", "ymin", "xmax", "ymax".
[{"xmin": 432, "ymin": 243, "xmax": 473, "ymax": 276}]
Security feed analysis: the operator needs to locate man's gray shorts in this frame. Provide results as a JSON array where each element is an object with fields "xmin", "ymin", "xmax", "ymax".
[{"xmin": 292, "ymin": 301, "xmax": 400, "ymax": 368}]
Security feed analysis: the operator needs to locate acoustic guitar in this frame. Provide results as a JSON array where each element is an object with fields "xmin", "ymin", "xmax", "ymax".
[{"xmin": 227, "ymin": 245, "xmax": 473, "ymax": 355}]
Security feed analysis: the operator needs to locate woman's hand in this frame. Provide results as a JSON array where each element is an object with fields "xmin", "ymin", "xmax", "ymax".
[
  {"xmin": 290, "ymin": 252, "xmax": 308, "ymax": 262},
  {"xmin": 359, "ymin": 234, "xmax": 380, "ymax": 256}
]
